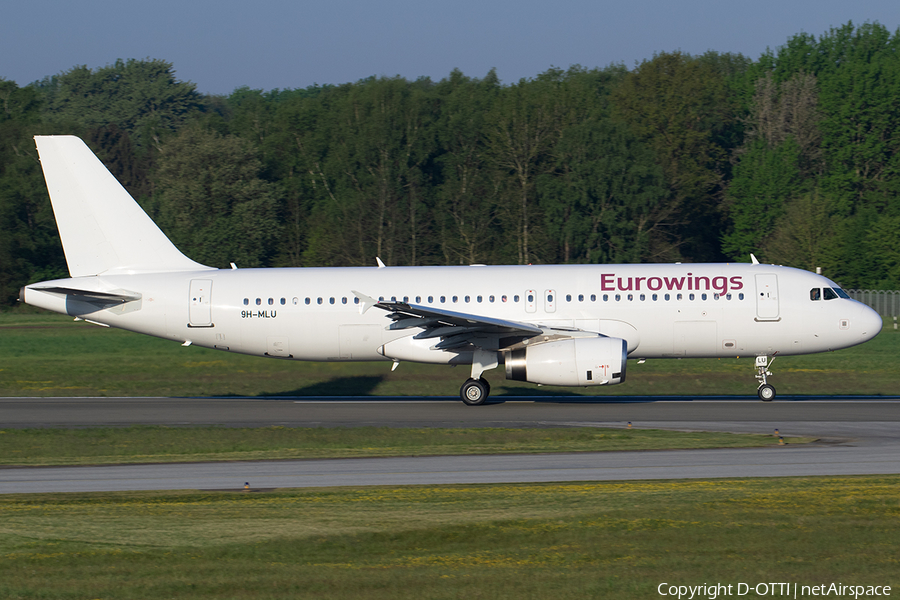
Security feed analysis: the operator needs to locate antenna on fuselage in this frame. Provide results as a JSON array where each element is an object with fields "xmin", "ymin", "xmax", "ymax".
[{"xmin": 750, "ymin": 253, "xmax": 760, "ymax": 265}]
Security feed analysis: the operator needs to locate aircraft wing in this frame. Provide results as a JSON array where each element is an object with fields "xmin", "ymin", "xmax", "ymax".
[{"xmin": 374, "ymin": 301, "xmax": 543, "ymax": 351}]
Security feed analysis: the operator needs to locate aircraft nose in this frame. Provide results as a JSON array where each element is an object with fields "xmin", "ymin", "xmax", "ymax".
[{"xmin": 855, "ymin": 303, "xmax": 883, "ymax": 342}]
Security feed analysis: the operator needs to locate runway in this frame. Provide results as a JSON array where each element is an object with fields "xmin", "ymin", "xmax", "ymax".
[{"xmin": 2, "ymin": 396, "xmax": 899, "ymax": 494}]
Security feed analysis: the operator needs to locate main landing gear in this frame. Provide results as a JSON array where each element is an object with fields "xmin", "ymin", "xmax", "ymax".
[
  {"xmin": 459, "ymin": 349, "xmax": 499, "ymax": 406},
  {"xmin": 460, "ymin": 378, "xmax": 491, "ymax": 406},
  {"xmin": 755, "ymin": 355, "xmax": 776, "ymax": 402}
]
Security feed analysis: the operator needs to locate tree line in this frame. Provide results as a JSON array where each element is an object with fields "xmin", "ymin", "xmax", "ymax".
[{"xmin": 1, "ymin": 22, "xmax": 899, "ymax": 306}]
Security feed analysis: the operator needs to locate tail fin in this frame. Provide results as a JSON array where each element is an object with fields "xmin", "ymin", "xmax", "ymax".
[{"xmin": 35, "ymin": 135, "xmax": 212, "ymax": 277}]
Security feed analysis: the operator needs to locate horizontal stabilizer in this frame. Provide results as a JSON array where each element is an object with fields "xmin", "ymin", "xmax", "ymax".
[{"xmin": 28, "ymin": 286, "xmax": 142, "ymax": 305}]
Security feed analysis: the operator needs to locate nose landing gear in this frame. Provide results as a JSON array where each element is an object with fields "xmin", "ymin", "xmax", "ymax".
[{"xmin": 755, "ymin": 355, "xmax": 776, "ymax": 401}]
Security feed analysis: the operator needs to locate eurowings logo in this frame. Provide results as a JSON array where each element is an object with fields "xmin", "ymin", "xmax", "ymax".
[{"xmin": 600, "ymin": 273, "xmax": 744, "ymax": 294}]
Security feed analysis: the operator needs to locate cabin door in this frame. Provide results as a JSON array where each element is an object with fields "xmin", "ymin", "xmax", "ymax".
[
  {"xmin": 189, "ymin": 279, "xmax": 213, "ymax": 327},
  {"xmin": 755, "ymin": 274, "xmax": 780, "ymax": 320}
]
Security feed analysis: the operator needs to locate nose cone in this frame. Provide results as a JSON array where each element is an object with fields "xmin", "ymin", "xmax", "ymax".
[{"xmin": 855, "ymin": 303, "xmax": 883, "ymax": 342}]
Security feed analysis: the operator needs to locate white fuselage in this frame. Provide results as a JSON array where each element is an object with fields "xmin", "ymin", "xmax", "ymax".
[{"xmin": 24, "ymin": 262, "xmax": 882, "ymax": 365}]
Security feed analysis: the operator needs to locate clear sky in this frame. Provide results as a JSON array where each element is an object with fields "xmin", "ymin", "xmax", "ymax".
[{"xmin": 3, "ymin": 0, "xmax": 899, "ymax": 96}]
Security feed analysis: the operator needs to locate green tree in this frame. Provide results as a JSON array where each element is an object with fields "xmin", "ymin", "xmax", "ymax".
[
  {"xmin": 612, "ymin": 51, "xmax": 743, "ymax": 261},
  {"xmin": 151, "ymin": 128, "xmax": 281, "ymax": 268},
  {"xmin": 486, "ymin": 76, "xmax": 563, "ymax": 264},
  {"xmin": 36, "ymin": 59, "xmax": 206, "ymax": 150},
  {"xmin": 0, "ymin": 79, "xmax": 67, "ymax": 305},
  {"xmin": 539, "ymin": 117, "xmax": 669, "ymax": 264},
  {"xmin": 722, "ymin": 139, "xmax": 805, "ymax": 259},
  {"xmin": 433, "ymin": 69, "xmax": 502, "ymax": 264}
]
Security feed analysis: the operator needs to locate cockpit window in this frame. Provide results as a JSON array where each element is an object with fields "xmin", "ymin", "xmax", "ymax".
[
  {"xmin": 823, "ymin": 288, "xmax": 838, "ymax": 300},
  {"xmin": 834, "ymin": 287, "xmax": 850, "ymax": 299},
  {"xmin": 810, "ymin": 288, "xmax": 821, "ymax": 301}
]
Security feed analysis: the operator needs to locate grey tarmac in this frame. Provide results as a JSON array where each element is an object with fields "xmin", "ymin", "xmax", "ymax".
[{"xmin": 1, "ymin": 396, "xmax": 899, "ymax": 494}]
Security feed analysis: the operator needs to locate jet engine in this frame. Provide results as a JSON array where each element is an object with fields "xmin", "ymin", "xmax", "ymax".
[{"xmin": 505, "ymin": 336, "xmax": 627, "ymax": 386}]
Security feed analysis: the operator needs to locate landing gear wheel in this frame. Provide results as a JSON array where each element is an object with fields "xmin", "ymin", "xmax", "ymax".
[
  {"xmin": 460, "ymin": 378, "xmax": 489, "ymax": 406},
  {"xmin": 758, "ymin": 384, "xmax": 776, "ymax": 402}
]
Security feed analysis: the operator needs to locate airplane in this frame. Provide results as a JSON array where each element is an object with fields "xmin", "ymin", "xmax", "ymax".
[{"xmin": 19, "ymin": 135, "xmax": 883, "ymax": 405}]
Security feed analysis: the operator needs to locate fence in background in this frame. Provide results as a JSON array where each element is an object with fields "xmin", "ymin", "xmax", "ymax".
[{"xmin": 847, "ymin": 289, "xmax": 899, "ymax": 318}]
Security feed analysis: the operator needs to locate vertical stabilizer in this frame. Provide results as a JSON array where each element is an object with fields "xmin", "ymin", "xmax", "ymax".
[{"xmin": 35, "ymin": 135, "xmax": 212, "ymax": 276}]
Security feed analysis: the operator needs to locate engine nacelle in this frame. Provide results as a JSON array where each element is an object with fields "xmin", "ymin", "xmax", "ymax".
[{"xmin": 505, "ymin": 336, "xmax": 627, "ymax": 386}]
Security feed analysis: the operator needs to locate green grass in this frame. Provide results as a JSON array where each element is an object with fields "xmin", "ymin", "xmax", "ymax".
[
  {"xmin": 1, "ymin": 476, "xmax": 898, "ymax": 599},
  {"xmin": 2, "ymin": 312, "xmax": 898, "ymax": 397},
  {"xmin": 0, "ymin": 426, "xmax": 809, "ymax": 466}
]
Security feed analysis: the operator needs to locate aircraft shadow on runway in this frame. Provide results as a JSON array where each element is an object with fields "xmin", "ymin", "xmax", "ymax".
[{"xmin": 257, "ymin": 376, "xmax": 387, "ymax": 398}]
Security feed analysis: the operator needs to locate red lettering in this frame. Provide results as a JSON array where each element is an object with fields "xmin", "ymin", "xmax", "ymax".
[
  {"xmin": 712, "ymin": 276, "xmax": 728, "ymax": 293},
  {"xmin": 647, "ymin": 277, "xmax": 662, "ymax": 291},
  {"xmin": 601, "ymin": 274, "xmax": 615, "ymax": 291},
  {"xmin": 730, "ymin": 276, "xmax": 743, "ymax": 290},
  {"xmin": 634, "ymin": 276, "xmax": 646, "ymax": 290},
  {"xmin": 618, "ymin": 277, "xmax": 633, "ymax": 291},
  {"xmin": 665, "ymin": 277, "xmax": 685, "ymax": 290},
  {"xmin": 695, "ymin": 276, "xmax": 710, "ymax": 291}
]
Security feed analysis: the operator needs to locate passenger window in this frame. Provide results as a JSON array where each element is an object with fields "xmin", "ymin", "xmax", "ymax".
[
  {"xmin": 268, "ymin": 298, "xmax": 274, "ymax": 305},
  {"xmin": 243, "ymin": 298, "xmax": 249, "ymax": 306},
  {"xmin": 416, "ymin": 296, "xmax": 422, "ymax": 303},
  {"xmin": 342, "ymin": 297, "xmax": 347, "ymax": 304},
  {"xmin": 739, "ymin": 293, "xmax": 745, "ymax": 300},
  {"xmin": 403, "ymin": 296, "xmax": 409, "ymax": 303},
  {"xmin": 280, "ymin": 298, "xmax": 286, "ymax": 305},
  {"xmin": 726, "ymin": 293, "xmax": 732, "ymax": 300},
  {"xmin": 464, "ymin": 295, "xmax": 470, "ymax": 303},
  {"xmin": 428, "ymin": 296, "xmax": 434, "ymax": 303},
  {"xmin": 615, "ymin": 294, "xmax": 621, "ymax": 302},
  {"xmin": 689, "ymin": 293, "xmax": 695, "ymax": 301},
  {"xmin": 502, "ymin": 295, "xmax": 508, "ymax": 302},
  {"xmin": 477, "ymin": 296, "xmax": 482, "ymax": 303},
  {"xmin": 639, "ymin": 294, "xmax": 646, "ymax": 301},
  {"xmin": 627, "ymin": 294, "xmax": 633, "ymax": 301},
  {"xmin": 256, "ymin": 298, "xmax": 262, "ymax": 306},
  {"xmin": 489, "ymin": 295, "xmax": 495, "ymax": 303},
  {"xmin": 514, "ymin": 295, "xmax": 519, "ymax": 302},
  {"xmin": 305, "ymin": 298, "xmax": 310, "ymax": 305},
  {"xmin": 317, "ymin": 298, "xmax": 323, "ymax": 305},
  {"xmin": 292, "ymin": 297, "xmax": 298, "ymax": 305},
  {"xmin": 566, "ymin": 294, "xmax": 572, "ymax": 302},
  {"xmin": 652, "ymin": 294, "xmax": 658, "ymax": 301},
  {"xmin": 452, "ymin": 296, "xmax": 458, "ymax": 303},
  {"xmin": 354, "ymin": 297, "xmax": 360, "ymax": 304},
  {"xmin": 701, "ymin": 293, "xmax": 707, "ymax": 301},
  {"xmin": 591, "ymin": 294, "xmax": 596, "ymax": 302},
  {"xmin": 440, "ymin": 296, "xmax": 446, "ymax": 303},
  {"xmin": 677, "ymin": 294, "xmax": 683, "ymax": 301},
  {"xmin": 810, "ymin": 288, "xmax": 821, "ymax": 301},
  {"xmin": 824, "ymin": 288, "xmax": 838, "ymax": 300},
  {"xmin": 329, "ymin": 297, "xmax": 335, "ymax": 304},
  {"xmin": 578, "ymin": 294, "xmax": 584, "ymax": 302},
  {"xmin": 603, "ymin": 294, "xmax": 608, "ymax": 302},
  {"xmin": 665, "ymin": 293, "xmax": 671, "ymax": 301}
]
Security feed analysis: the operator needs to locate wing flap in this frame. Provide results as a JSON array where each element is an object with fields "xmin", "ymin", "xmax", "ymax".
[{"xmin": 373, "ymin": 301, "xmax": 542, "ymax": 351}]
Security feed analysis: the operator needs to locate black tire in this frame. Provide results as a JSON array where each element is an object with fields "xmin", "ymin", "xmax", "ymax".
[
  {"xmin": 460, "ymin": 378, "xmax": 489, "ymax": 406},
  {"xmin": 758, "ymin": 384, "xmax": 776, "ymax": 402}
]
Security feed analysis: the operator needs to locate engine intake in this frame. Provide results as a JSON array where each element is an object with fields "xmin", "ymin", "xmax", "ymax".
[{"xmin": 505, "ymin": 336, "xmax": 627, "ymax": 386}]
